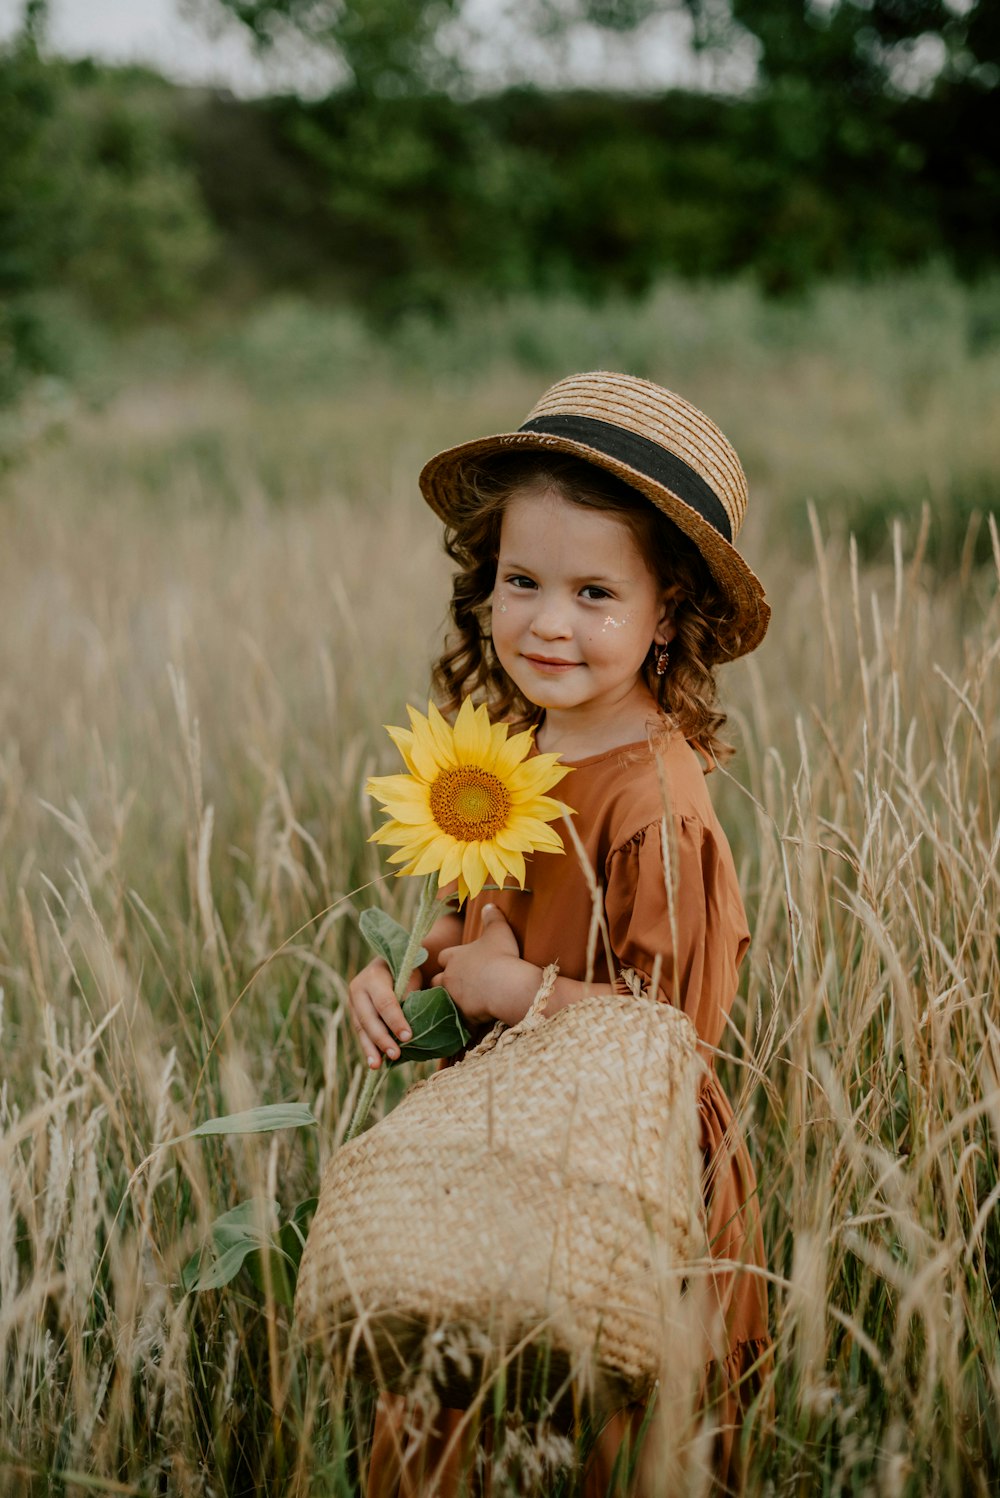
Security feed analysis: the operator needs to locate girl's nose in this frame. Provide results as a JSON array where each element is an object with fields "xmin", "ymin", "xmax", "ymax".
[{"xmin": 530, "ymin": 602, "xmax": 572, "ymax": 639}]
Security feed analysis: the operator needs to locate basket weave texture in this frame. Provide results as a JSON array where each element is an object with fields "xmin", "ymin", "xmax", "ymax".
[{"xmin": 294, "ymin": 988, "xmax": 705, "ymax": 1402}]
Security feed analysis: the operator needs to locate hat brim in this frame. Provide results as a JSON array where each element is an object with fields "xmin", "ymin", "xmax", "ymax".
[{"xmin": 419, "ymin": 429, "xmax": 770, "ymax": 658}]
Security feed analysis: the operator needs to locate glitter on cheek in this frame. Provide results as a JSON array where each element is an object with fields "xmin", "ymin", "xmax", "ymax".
[{"xmin": 601, "ymin": 611, "xmax": 635, "ymax": 631}]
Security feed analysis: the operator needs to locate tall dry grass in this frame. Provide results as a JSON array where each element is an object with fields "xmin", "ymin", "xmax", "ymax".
[{"xmin": 1, "ymin": 305, "xmax": 998, "ymax": 1493}]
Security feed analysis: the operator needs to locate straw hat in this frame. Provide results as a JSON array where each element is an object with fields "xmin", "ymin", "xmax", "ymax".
[{"xmin": 419, "ymin": 370, "xmax": 770, "ymax": 656}]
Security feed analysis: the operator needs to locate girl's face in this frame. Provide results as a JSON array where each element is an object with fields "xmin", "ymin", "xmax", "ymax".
[{"xmin": 491, "ymin": 484, "xmax": 676, "ymax": 727}]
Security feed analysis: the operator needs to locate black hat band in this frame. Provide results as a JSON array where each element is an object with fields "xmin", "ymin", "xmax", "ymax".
[{"xmin": 518, "ymin": 413, "xmax": 733, "ymax": 544}]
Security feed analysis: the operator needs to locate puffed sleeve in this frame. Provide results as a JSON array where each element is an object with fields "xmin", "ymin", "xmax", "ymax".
[{"xmin": 604, "ymin": 813, "xmax": 749, "ymax": 1051}]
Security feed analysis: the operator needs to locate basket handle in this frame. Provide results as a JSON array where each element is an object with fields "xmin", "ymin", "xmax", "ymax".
[
  {"xmin": 511, "ymin": 962, "xmax": 560, "ymax": 1033},
  {"xmin": 460, "ymin": 963, "xmax": 559, "ymax": 1063}
]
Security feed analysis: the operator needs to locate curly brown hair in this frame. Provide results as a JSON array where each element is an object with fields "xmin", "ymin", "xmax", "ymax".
[{"xmin": 431, "ymin": 452, "xmax": 742, "ymax": 765}]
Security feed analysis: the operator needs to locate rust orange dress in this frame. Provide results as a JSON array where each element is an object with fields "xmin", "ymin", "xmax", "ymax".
[{"xmin": 368, "ymin": 729, "xmax": 771, "ymax": 1495}]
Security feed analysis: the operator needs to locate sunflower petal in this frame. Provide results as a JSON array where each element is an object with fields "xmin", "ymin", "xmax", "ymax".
[
  {"xmin": 512, "ymin": 820, "xmax": 565, "ymax": 854},
  {"xmin": 491, "ymin": 728, "xmax": 537, "ymax": 778},
  {"xmin": 366, "ymin": 773, "xmax": 429, "ymax": 804},
  {"xmin": 512, "ymin": 794, "xmax": 571, "ymax": 825},
  {"xmin": 385, "ymin": 845, "xmax": 419, "ymax": 865},
  {"xmin": 511, "ymin": 814, "xmax": 568, "ymax": 847},
  {"xmin": 410, "ymin": 701, "xmax": 458, "ymax": 772},
  {"xmin": 438, "ymin": 839, "xmax": 465, "ymax": 887},
  {"xmin": 366, "ymin": 778, "xmax": 433, "ymax": 824},
  {"xmin": 495, "ymin": 826, "xmax": 534, "ymax": 853},
  {"xmin": 452, "ymin": 697, "xmax": 479, "ymax": 761},
  {"xmin": 377, "ymin": 801, "xmax": 430, "ymax": 827},
  {"xmin": 409, "ymin": 839, "xmax": 455, "ymax": 877},
  {"xmin": 484, "ymin": 720, "xmax": 510, "ymax": 771},
  {"xmin": 377, "ymin": 825, "xmax": 433, "ymax": 854},
  {"xmin": 378, "ymin": 821, "xmax": 428, "ymax": 846},
  {"xmin": 480, "ymin": 839, "xmax": 508, "ymax": 888},
  {"xmin": 405, "ymin": 731, "xmax": 442, "ymax": 783},
  {"xmin": 371, "ymin": 822, "xmax": 415, "ymax": 847},
  {"xmin": 508, "ymin": 756, "xmax": 572, "ymax": 801},
  {"xmin": 501, "ymin": 846, "xmax": 526, "ymax": 888},
  {"xmin": 462, "ymin": 841, "xmax": 490, "ymax": 900},
  {"xmin": 529, "ymin": 754, "xmax": 568, "ymax": 790},
  {"xmin": 473, "ymin": 703, "xmax": 495, "ymax": 761},
  {"xmin": 385, "ymin": 725, "xmax": 420, "ymax": 778},
  {"xmin": 426, "ymin": 701, "xmax": 459, "ymax": 766}
]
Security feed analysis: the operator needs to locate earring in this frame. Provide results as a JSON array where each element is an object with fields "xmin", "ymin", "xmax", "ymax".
[{"xmin": 655, "ymin": 644, "xmax": 669, "ymax": 676}]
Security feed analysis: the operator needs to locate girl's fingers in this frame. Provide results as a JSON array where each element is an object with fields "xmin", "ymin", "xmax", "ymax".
[
  {"xmin": 352, "ymin": 991, "xmax": 402, "ymax": 1065},
  {"xmin": 370, "ymin": 988, "xmax": 412, "ymax": 1044},
  {"xmin": 348, "ymin": 1009, "xmax": 382, "ymax": 1069}
]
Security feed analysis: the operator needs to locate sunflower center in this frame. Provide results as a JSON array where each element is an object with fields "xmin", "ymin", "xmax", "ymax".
[{"xmin": 429, "ymin": 766, "xmax": 512, "ymax": 842}]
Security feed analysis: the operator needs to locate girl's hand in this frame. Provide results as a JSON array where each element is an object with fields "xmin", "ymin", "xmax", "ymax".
[
  {"xmin": 347, "ymin": 911, "xmax": 463, "ymax": 1070},
  {"xmin": 346, "ymin": 957, "xmax": 414, "ymax": 1070},
  {"xmin": 433, "ymin": 905, "xmax": 543, "ymax": 1027}
]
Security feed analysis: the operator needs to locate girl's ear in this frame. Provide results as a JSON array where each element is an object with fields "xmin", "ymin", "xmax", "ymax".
[{"xmin": 654, "ymin": 587, "xmax": 680, "ymax": 646}]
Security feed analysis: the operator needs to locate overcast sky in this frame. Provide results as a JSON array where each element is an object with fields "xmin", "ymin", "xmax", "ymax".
[{"xmin": 0, "ymin": 0, "xmax": 753, "ymax": 97}]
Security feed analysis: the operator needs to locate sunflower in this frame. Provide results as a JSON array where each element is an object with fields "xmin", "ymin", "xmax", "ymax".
[{"xmin": 366, "ymin": 699, "xmax": 572, "ymax": 903}]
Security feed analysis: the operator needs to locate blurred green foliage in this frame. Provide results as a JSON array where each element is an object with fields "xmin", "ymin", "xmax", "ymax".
[
  {"xmin": 1, "ymin": 0, "xmax": 998, "ymax": 403},
  {"xmin": 173, "ymin": 0, "xmax": 1000, "ymax": 314},
  {"xmin": 41, "ymin": 65, "xmax": 217, "ymax": 321},
  {"xmin": 187, "ymin": 77, "xmax": 998, "ymax": 322},
  {"xmin": 0, "ymin": 18, "xmax": 57, "ymax": 404},
  {"xmin": 220, "ymin": 0, "xmax": 463, "ymax": 95},
  {"xmin": 1, "ymin": 20, "xmax": 215, "ymax": 407},
  {"xmin": 39, "ymin": 269, "xmax": 999, "ymax": 569},
  {"xmin": 202, "ymin": 0, "xmax": 999, "ymax": 303}
]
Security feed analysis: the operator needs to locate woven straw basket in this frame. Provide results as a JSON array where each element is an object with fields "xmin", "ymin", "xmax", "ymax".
[{"xmin": 294, "ymin": 985, "xmax": 705, "ymax": 1408}]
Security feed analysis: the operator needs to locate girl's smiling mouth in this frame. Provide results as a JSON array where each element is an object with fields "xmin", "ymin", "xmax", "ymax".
[{"xmin": 522, "ymin": 654, "xmax": 580, "ymax": 673}]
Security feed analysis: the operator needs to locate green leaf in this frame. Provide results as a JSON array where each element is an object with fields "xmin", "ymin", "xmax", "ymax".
[
  {"xmin": 186, "ymin": 1236, "xmax": 263, "ymax": 1294},
  {"xmin": 210, "ymin": 1197, "xmax": 277, "ymax": 1248},
  {"xmin": 394, "ymin": 986, "xmax": 470, "ymax": 1063},
  {"xmin": 181, "ymin": 1246, "xmax": 204, "ymax": 1293},
  {"xmin": 168, "ymin": 1103, "xmax": 317, "ymax": 1145},
  {"xmin": 359, "ymin": 906, "xmax": 426, "ymax": 982},
  {"xmin": 183, "ymin": 1197, "xmax": 308, "ymax": 1302},
  {"xmin": 279, "ymin": 1196, "xmax": 318, "ymax": 1266},
  {"xmin": 246, "ymin": 1245, "xmax": 293, "ymax": 1307},
  {"xmin": 182, "ymin": 1200, "xmax": 274, "ymax": 1293}
]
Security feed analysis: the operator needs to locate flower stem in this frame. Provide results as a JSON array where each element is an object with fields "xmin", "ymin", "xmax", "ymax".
[
  {"xmin": 343, "ymin": 1066, "xmax": 384, "ymax": 1145},
  {"xmin": 343, "ymin": 872, "xmax": 441, "ymax": 1143},
  {"xmin": 393, "ymin": 870, "xmax": 440, "ymax": 1004}
]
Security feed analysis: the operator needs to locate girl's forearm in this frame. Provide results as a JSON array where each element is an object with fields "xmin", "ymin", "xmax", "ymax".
[
  {"xmin": 489, "ymin": 969, "xmax": 616, "ymax": 1026},
  {"xmin": 546, "ymin": 974, "xmax": 616, "ymax": 1014}
]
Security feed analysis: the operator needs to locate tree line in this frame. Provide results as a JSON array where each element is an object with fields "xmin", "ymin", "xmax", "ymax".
[{"xmin": 1, "ymin": 0, "xmax": 997, "ymax": 402}]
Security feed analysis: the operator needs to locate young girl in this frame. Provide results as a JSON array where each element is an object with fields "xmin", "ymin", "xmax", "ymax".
[{"xmin": 348, "ymin": 371, "xmax": 771, "ymax": 1494}]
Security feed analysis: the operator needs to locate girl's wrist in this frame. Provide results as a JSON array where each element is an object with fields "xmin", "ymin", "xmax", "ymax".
[{"xmin": 488, "ymin": 961, "xmax": 545, "ymax": 1026}]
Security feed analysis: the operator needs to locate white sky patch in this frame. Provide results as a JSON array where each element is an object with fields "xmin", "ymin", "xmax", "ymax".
[
  {"xmin": 451, "ymin": 0, "xmax": 706, "ymax": 93},
  {"xmin": 0, "ymin": 0, "xmax": 755, "ymax": 97},
  {"xmin": 0, "ymin": 0, "xmax": 340, "ymax": 95},
  {"xmin": 884, "ymin": 32, "xmax": 949, "ymax": 97}
]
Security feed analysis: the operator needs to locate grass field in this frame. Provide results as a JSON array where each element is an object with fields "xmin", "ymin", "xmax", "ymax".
[{"xmin": 1, "ymin": 274, "xmax": 998, "ymax": 1494}]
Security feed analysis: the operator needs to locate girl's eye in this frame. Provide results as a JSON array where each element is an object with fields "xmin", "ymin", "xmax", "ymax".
[
  {"xmin": 505, "ymin": 575, "xmax": 536, "ymax": 590},
  {"xmin": 580, "ymin": 585, "xmax": 612, "ymax": 601}
]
